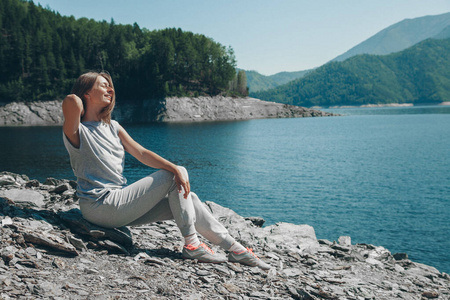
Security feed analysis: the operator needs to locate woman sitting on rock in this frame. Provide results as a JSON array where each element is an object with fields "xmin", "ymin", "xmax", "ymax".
[{"xmin": 62, "ymin": 71, "xmax": 270, "ymax": 270}]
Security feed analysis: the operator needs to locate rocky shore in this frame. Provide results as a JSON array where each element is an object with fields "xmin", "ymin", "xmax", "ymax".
[
  {"xmin": 158, "ymin": 96, "xmax": 334, "ymax": 122},
  {"xmin": 0, "ymin": 171, "xmax": 449, "ymax": 299},
  {"xmin": 0, "ymin": 97, "xmax": 335, "ymax": 126}
]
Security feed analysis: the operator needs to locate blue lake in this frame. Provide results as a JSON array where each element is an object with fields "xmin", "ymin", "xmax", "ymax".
[{"xmin": 0, "ymin": 105, "xmax": 449, "ymax": 273}]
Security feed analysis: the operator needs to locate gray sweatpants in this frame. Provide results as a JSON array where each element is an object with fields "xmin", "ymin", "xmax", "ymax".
[{"xmin": 79, "ymin": 166, "xmax": 235, "ymax": 250}]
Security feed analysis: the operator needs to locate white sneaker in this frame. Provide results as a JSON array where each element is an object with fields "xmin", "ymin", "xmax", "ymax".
[
  {"xmin": 228, "ymin": 248, "xmax": 271, "ymax": 270},
  {"xmin": 182, "ymin": 243, "xmax": 227, "ymax": 263}
]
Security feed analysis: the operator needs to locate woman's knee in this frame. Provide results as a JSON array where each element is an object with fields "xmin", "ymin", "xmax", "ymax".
[
  {"xmin": 151, "ymin": 169, "xmax": 178, "ymax": 193},
  {"xmin": 190, "ymin": 192, "xmax": 200, "ymax": 203},
  {"xmin": 190, "ymin": 192, "xmax": 206, "ymax": 211}
]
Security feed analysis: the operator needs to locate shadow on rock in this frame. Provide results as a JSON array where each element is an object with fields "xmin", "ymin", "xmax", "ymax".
[{"xmin": 0, "ymin": 196, "xmax": 134, "ymax": 257}]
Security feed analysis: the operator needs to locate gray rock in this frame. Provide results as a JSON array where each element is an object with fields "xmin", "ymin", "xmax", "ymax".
[
  {"xmin": 49, "ymin": 183, "xmax": 71, "ymax": 194},
  {"xmin": 98, "ymin": 240, "xmax": 129, "ymax": 254},
  {"xmin": 0, "ymin": 189, "xmax": 45, "ymax": 208},
  {"xmin": 0, "ymin": 172, "xmax": 449, "ymax": 300},
  {"xmin": 318, "ymin": 239, "xmax": 334, "ymax": 246},
  {"xmin": 34, "ymin": 281, "xmax": 63, "ymax": 296},
  {"xmin": 59, "ymin": 209, "xmax": 133, "ymax": 248},
  {"xmin": 338, "ymin": 236, "xmax": 351, "ymax": 247},
  {"xmin": 1, "ymin": 216, "xmax": 13, "ymax": 227},
  {"xmin": 0, "ymin": 101, "xmax": 63, "ymax": 126},
  {"xmin": 43, "ymin": 178, "xmax": 60, "ymax": 186},
  {"xmin": 406, "ymin": 263, "xmax": 441, "ymax": 278},
  {"xmin": 156, "ymin": 96, "xmax": 336, "ymax": 123},
  {"xmin": 1, "ymin": 97, "xmax": 337, "ymax": 127},
  {"xmin": 19, "ymin": 229, "xmax": 78, "ymax": 256},
  {"xmin": 245, "ymin": 216, "xmax": 265, "ymax": 227},
  {"xmin": 260, "ymin": 222, "xmax": 320, "ymax": 255},
  {"xmin": 394, "ymin": 252, "xmax": 409, "ymax": 260},
  {"xmin": 25, "ymin": 180, "xmax": 40, "ymax": 188},
  {"xmin": 67, "ymin": 235, "xmax": 87, "ymax": 251},
  {"xmin": 422, "ymin": 291, "xmax": 439, "ymax": 299},
  {"xmin": 331, "ymin": 243, "xmax": 351, "ymax": 252},
  {"xmin": 0, "ymin": 175, "xmax": 17, "ymax": 187}
]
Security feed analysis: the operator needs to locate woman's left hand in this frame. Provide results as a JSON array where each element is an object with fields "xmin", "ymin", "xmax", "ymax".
[{"xmin": 174, "ymin": 171, "xmax": 190, "ymax": 199}]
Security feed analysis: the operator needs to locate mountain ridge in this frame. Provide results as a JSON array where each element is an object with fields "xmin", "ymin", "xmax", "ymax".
[
  {"xmin": 245, "ymin": 69, "xmax": 311, "ymax": 93},
  {"xmin": 245, "ymin": 12, "xmax": 450, "ymax": 96},
  {"xmin": 332, "ymin": 12, "xmax": 450, "ymax": 62},
  {"xmin": 252, "ymin": 37, "xmax": 450, "ymax": 107}
]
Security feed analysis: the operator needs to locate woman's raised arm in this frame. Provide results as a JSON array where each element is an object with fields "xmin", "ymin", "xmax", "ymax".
[{"xmin": 62, "ymin": 94, "xmax": 84, "ymax": 148}]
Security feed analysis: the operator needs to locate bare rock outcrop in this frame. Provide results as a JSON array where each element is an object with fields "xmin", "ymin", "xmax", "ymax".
[
  {"xmin": 0, "ymin": 97, "xmax": 335, "ymax": 126},
  {"xmin": 0, "ymin": 101, "xmax": 64, "ymax": 126},
  {"xmin": 158, "ymin": 96, "xmax": 335, "ymax": 122}
]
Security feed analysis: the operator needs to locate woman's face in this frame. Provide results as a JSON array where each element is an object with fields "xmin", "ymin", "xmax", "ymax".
[{"xmin": 86, "ymin": 76, "xmax": 114, "ymax": 108}]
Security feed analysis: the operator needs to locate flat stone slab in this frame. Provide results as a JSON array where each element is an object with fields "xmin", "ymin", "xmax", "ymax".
[{"xmin": 0, "ymin": 189, "xmax": 45, "ymax": 208}]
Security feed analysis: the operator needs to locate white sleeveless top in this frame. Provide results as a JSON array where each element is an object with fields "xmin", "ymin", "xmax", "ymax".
[{"xmin": 63, "ymin": 120, "xmax": 127, "ymax": 203}]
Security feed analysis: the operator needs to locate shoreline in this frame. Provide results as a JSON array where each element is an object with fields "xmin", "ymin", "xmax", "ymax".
[
  {"xmin": 0, "ymin": 171, "xmax": 449, "ymax": 298},
  {"xmin": 1, "ymin": 98, "xmax": 447, "ymax": 126},
  {"xmin": 0, "ymin": 97, "xmax": 336, "ymax": 127},
  {"xmin": 311, "ymin": 102, "xmax": 450, "ymax": 109},
  {"xmin": 156, "ymin": 96, "xmax": 335, "ymax": 123}
]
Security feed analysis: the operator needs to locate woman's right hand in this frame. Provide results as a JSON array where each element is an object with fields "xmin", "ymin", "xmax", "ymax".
[
  {"xmin": 62, "ymin": 94, "xmax": 84, "ymax": 148},
  {"xmin": 174, "ymin": 168, "xmax": 191, "ymax": 199}
]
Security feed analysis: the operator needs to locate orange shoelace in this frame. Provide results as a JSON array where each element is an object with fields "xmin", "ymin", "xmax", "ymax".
[
  {"xmin": 185, "ymin": 243, "xmax": 215, "ymax": 255},
  {"xmin": 200, "ymin": 243, "xmax": 215, "ymax": 255},
  {"xmin": 235, "ymin": 247, "xmax": 260, "ymax": 258},
  {"xmin": 246, "ymin": 248, "xmax": 259, "ymax": 259}
]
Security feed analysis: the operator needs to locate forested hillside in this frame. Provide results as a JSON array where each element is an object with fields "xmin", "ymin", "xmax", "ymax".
[
  {"xmin": 245, "ymin": 69, "xmax": 310, "ymax": 93},
  {"xmin": 0, "ymin": 0, "xmax": 247, "ymax": 107},
  {"xmin": 253, "ymin": 38, "xmax": 450, "ymax": 107}
]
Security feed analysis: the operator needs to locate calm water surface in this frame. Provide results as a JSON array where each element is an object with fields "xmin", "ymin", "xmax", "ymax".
[{"xmin": 0, "ymin": 105, "xmax": 449, "ymax": 273}]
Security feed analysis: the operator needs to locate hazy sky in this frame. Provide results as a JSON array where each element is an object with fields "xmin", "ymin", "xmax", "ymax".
[{"xmin": 37, "ymin": 0, "xmax": 450, "ymax": 75}]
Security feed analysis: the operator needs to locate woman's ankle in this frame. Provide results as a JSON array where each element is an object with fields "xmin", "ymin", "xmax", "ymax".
[
  {"xmin": 228, "ymin": 242, "xmax": 246, "ymax": 254},
  {"xmin": 184, "ymin": 233, "xmax": 201, "ymax": 247}
]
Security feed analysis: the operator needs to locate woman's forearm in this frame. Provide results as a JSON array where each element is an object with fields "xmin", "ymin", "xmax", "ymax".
[{"xmin": 139, "ymin": 149, "xmax": 180, "ymax": 174}]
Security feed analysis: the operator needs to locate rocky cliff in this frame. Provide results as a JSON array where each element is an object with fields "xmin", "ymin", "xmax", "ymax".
[
  {"xmin": 0, "ymin": 97, "xmax": 335, "ymax": 126},
  {"xmin": 0, "ymin": 101, "xmax": 64, "ymax": 126},
  {"xmin": 0, "ymin": 171, "xmax": 448, "ymax": 299}
]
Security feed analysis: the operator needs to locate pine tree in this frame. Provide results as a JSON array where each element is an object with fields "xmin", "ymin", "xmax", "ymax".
[{"xmin": 237, "ymin": 70, "xmax": 248, "ymax": 96}]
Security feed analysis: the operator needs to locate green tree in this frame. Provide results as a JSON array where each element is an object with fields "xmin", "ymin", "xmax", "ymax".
[{"xmin": 237, "ymin": 70, "xmax": 248, "ymax": 96}]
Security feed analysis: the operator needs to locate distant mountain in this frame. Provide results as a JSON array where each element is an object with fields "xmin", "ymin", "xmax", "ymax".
[
  {"xmin": 245, "ymin": 69, "xmax": 311, "ymax": 93},
  {"xmin": 434, "ymin": 25, "xmax": 450, "ymax": 39},
  {"xmin": 253, "ymin": 38, "xmax": 450, "ymax": 107},
  {"xmin": 333, "ymin": 12, "xmax": 450, "ymax": 62},
  {"xmin": 246, "ymin": 13, "xmax": 450, "ymax": 95}
]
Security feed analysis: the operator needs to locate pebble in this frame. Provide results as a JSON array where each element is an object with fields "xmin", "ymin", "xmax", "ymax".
[{"xmin": 1, "ymin": 171, "xmax": 449, "ymax": 299}]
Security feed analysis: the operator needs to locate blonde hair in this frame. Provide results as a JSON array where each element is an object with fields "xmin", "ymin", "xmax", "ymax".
[{"xmin": 71, "ymin": 71, "xmax": 116, "ymax": 124}]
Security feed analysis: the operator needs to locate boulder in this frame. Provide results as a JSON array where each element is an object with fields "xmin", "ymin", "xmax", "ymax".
[
  {"xmin": 338, "ymin": 236, "xmax": 352, "ymax": 247},
  {"xmin": 260, "ymin": 222, "xmax": 320, "ymax": 254},
  {"xmin": 204, "ymin": 201, "xmax": 259, "ymax": 244},
  {"xmin": 204, "ymin": 201, "xmax": 319, "ymax": 254}
]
